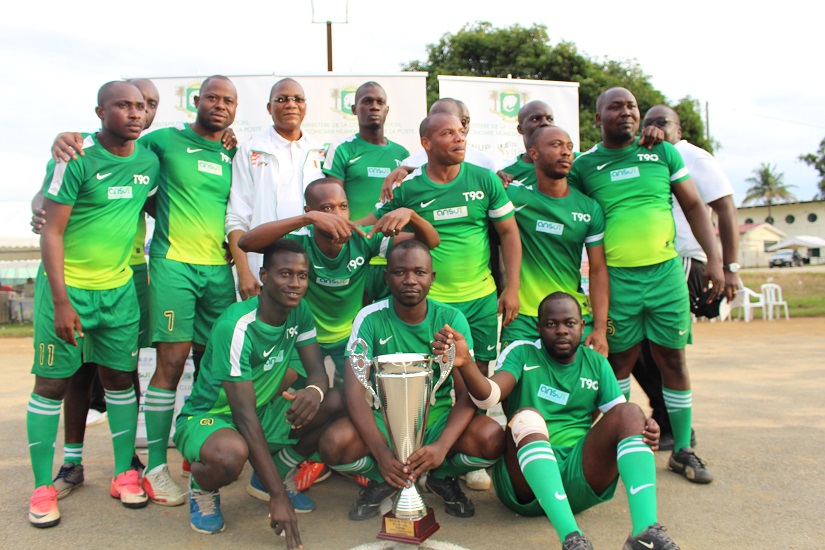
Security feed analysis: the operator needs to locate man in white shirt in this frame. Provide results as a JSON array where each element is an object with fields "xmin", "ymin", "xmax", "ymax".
[{"xmin": 226, "ymin": 78, "xmax": 326, "ymax": 299}]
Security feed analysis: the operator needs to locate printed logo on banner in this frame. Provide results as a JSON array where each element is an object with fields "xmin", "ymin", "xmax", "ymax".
[
  {"xmin": 175, "ymin": 80, "xmax": 203, "ymax": 118},
  {"xmin": 330, "ymin": 85, "xmax": 358, "ymax": 119},
  {"xmin": 490, "ymin": 88, "xmax": 530, "ymax": 121}
]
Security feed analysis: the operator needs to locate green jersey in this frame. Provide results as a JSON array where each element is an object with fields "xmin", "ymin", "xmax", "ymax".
[
  {"xmin": 501, "ymin": 156, "xmax": 537, "ymax": 187},
  {"xmin": 323, "ymin": 134, "xmax": 409, "ymax": 221},
  {"xmin": 507, "ymin": 182, "xmax": 604, "ymax": 316},
  {"xmin": 496, "ymin": 340, "xmax": 625, "ymax": 448},
  {"xmin": 129, "ymin": 216, "xmax": 147, "ymax": 265},
  {"xmin": 285, "ymin": 226, "xmax": 391, "ymax": 344},
  {"xmin": 142, "ymin": 123, "xmax": 237, "ymax": 265},
  {"xmin": 345, "ymin": 297, "xmax": 474, "ymax": 425},
  {"xmin": 180, "ymin": 297, "xmax": 317, "ymax": 417},
  {"xmin": 568, "ymin": 140, "xmax": 689, "ymax": 268},
  {"xmin": 375, "ymin": 163, "xmax": 514, "ymax": 302},
  {"xmin": 41, "ymin": 134, "xmax": 159, "ymax": 290}
]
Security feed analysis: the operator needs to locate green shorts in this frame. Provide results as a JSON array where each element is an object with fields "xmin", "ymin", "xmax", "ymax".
[
  {"xmin": 365, "ymin": 262, "xmax": 390, "ymax": 303},
  {"xmin": 320, "ymin": 337, "xmax": 349, "ymax": 386},
  {"xmin": 130, "ymin": 261, "xmax": 151, "ymax": 349},
  {"xmin": 32, "ymin": 272, "xmax": 139, "ymax": 378},
  {"xmin": 492, "ymin": 435, "xmax": 617, "ymax": 516},
  {"xmin": 500, "ymin": 313, "xmax": 594, "ymax": 350},
  {"xmin": 174, "ymin": 397, "xmax": 299, "ymax": 462},
  {"xmin": 606, "ymin": 258, "xmax": 690, "ymax": 353},
  {"xmin": 448, "ymin": 291, "xmax": 499, "ymax": 362},
  {"xmin": 149, "ymin": 258, "xmax": 235, "ymax": 346}
]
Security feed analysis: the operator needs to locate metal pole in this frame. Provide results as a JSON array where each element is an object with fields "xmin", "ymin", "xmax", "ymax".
[{"xmin": 326, "ymin": 21, "xmax": 333, "ymax": 72}]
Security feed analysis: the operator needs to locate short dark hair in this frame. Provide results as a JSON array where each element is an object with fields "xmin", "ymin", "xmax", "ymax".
[
  {"xmin": 386, "ymin": 239, "xmax": 430, "ymax": 265},
  {"xmin": 262, "ymin": 238, "xmax": 308, "ymax": 269},
  {"xmin": 538, "ymin": 291, "xmax": 582, "ymax": 319},
  {"xmin": 304, "ymin": 177, "xmax": 343, "ymax": 202},
  {"xmin": 525, "ymin": 125, "xmax": 569, "ymax": 151}
]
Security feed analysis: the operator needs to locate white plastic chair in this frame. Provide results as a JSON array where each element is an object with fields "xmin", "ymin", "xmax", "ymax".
[
  {"xmin": 724, "ymin": 283, "xmax": 765, "ymax": 322},
  {"xmin": 761, "ymin": 283, "xmax": 789, "ymax": 321}
]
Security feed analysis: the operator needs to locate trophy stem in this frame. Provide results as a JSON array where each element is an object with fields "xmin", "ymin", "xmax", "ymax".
[{"xmin": 392, "ymin": 484, "xmax": 427, "ymax": 521}]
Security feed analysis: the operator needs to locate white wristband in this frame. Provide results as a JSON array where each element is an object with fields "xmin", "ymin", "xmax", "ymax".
[
  {"xmin": 470, "ymin": 379, "xmax": 501, "ymax": 410},
  {"xmin": 306, "ymin": 384, "xmax": 324, "ymax": 403}
]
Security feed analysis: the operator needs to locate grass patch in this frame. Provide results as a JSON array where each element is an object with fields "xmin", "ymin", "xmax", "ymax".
[
  {"xmin": 0, "ymin": 322, "xmax": 33, "ymax": 338},
  {"xmin": 740, "ymin": 271, "xmax": 825, "ymax": 318}
]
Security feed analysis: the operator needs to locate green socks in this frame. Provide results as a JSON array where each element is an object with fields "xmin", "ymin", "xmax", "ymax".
[
  {"xmin": 617, "ymin": 435, "xmax": 657, "ymax": 536},
  {"xmin": 143, "ymin": 386, "xmax": 176, "ymax": 471},
  {"xmin": 63, "ymin": 443, "xmax": 83, "ymax": 465},
  {"xmin": 663, "ymin": 387, "xmax": 693, "ymax": 452},
  {"xmin": 273, "ymin": 446, "xmax": 305, "ymax": 478},
  {"xmin": 617, "ymin": 377, "xmax": 632, "ymax": 401},
  {"xmin": 432, "ymin": 453, "xmax": 497, "ymax": 479},
  {"xmin": 331, "ymin": 456, "xmax": 384, "ymax": 482},
  {"xmin": 105, "ymin": 387, "xmax": 138, "ymax": 476},
  {"xmin": 27, "ymin": 393, "xmax": 62, "ymax": 488}
]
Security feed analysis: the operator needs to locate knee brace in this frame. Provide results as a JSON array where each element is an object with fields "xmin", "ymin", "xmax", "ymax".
[{"xmin": 508, "ymin": 409, "xmax": 549, "ymax": 447}]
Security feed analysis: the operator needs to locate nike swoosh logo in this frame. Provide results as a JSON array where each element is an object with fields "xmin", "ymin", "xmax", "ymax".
[
  {"xmin": 147, "ymin": 438, "xmax": 164, "ymax": 445},
  {"xmin": 679, "ymin": 329, "xmax": 688, "ymax": 335},
  {"xmin": 348, "ymin": 155, "xmax": 363, "ymax": 164},
  {"xmin": 639, "ymin": 541, "xmax": 655, "ymax": 549},
  {"xmin": 629, "ymin": 483, "xmax": 654, "ymax": 495},
  {"xmin": 263, "ymin": 345, "xmax": 278, "ymax": 357},
  {"xmin": 554, "ymin": 491, "xmax": 567, "ymax": 501},
  {"xmin": 486, "ymin": 344, "xmax": 496, "ymax": 351},
  {"xmin": 379, "ymin": 336, "xmax": 393, "ymax": 345},
  {"xmin": 28, "ymin": 442, "xmax": 40, "ymax": 448},
  {"xmin": 514, "ymin": 205, "xmax": 527, "ymax": 211},
  {"xmin": 420, "ymin": 199, "xmax": 436, "ymax": 208},
  {"xmin": 523, "ymin": 365, "xmax": 541, "ymax": 371},
  {"xmin": 596, "ymin": 163, "xmax": 611, "ymax": 171},
  {"xmin": 187, "ymin": 147, "xmax": 202, "ymax": 153},
  {"xmin": 313, "ymin": 264, "xmax": 324, "ymax": 269},
  {"xmin": 111, "ymin": 430, "xmax": 129, "ymax": 438},
  {"xmin": 131, "ymin": 351, "xmax": 138, "ymax": 357},
  {"xmin": 96, "ymin": 172, "xmax": 112, "ymax": 180}
]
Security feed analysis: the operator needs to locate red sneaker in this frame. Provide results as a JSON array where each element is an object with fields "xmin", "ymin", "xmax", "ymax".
[
  {"xmin": 29, "ymin": 485, "xmax": 60, "ymax": 528},
  {"xmin": 294, "ymin": 460, "xmax": 331, "ymax": 491},
  {"xmin": 110, "ymin": 469, "xmax": 149, "ymax": 508}
]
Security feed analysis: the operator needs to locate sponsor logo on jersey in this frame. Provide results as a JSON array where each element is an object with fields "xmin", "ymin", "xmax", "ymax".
[
  {"xmin": 434, "ymin": 206, "xmax": 468, "ymax": 221},
  {"xmin": 175, "ymin": 80, "xmax": 202, "ymax": 118},
  {"xmin": 367, "ymin": 167, "xmax": 391, "ymax": 178},
  {"xmin": 537, "ymin": 384, "xmax": 570, "ymax": 405},
  {"xmin": 108, "ymin": 186, "xmax": 133, "ymax": 200},
  {"xmin": 133, "ymin": 174, "xmax": 151, "ymax": 185},
  {"xmin": 250, "ymin": 152, "xmax": 268, "ymax": 167},
  {"xmin": 198, "ymin": 160, "xmax": 223, "ymax": 176},
  {"xmin": 536, "ymin": 220, "xmax": 564, "ymax": 235},
  {"xmin": 316, "ymin": 276, "xmax": 351, "ymax": 287},
  {"xmin": 263, "ymin": 350, "xmax": 285, "ymax": 371},
  {"xmin": 610, "ymin": 166, "xmax": 640, "ymax": 182}
]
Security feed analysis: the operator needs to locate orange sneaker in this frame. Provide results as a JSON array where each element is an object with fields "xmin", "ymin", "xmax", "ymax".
[
  {"xmin": 294, "ymin": 460, "xmax": 331, "ymax": 492},
  {"xmin": 110, "ymin": 469, "xmax": 149, "ymax": 509},
  {"xmin": 29, "ymin": 485, "xmax": 60, "ymax": 528}
]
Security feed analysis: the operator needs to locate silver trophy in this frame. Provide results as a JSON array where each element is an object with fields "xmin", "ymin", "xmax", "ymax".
[{"xmin": 348, "ymin": 338, "xmax": 455, "ymax": 542}]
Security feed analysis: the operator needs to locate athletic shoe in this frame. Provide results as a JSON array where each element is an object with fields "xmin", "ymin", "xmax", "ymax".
[
  {"xmin": 53, "ymin": 462, "xmax": 84, "ymax": 499},
  {"xmin": 131, "ymin": 454, "xmax": 145, "ymax": 478},
  {"xmin": 181, "ymin": 458, "xmax": 191, "ymax": 477},
  {"xmin": 623, "ymin": 523, "xmax": 680, "ymax": 549},
  {"xmin": 464, "ymin": 468, "xmax": 491, "ymax": 491},
  {"xmin": 143, "ymin": 464, "xmax": 186, "ymax": 506},
  {"xmin": 657, "ymin": 429, "xmax": 697, "ymax": 452},
  {"xmin": 110, "ymin": 469, "xmax": 149, "ymax": 508},
  {"xmin": 348, "ymin": 480, "xmax": 396, "ymax": 521},
  {"xmin": 86, "ymin": 409, "xmax": 107, "ymax": 427},
  {"xmin": 424, "ymin": 475, "xmax": 475, "ymax": 518},
  {"xmin": 338, "ymin": 471, "xmax": 370, "ymax": 487},
  {"xmin": 562, "ymin": 532, "xmax": 594, "ymax": 550},
  {"xmin": 294, "ymin": 460, "xmax": 331, "ymax": 491},
  {"xmin": 29, "ymin": 485, "xmax": 60, "ymax": 528},
  {"xmin": 668, "ymin": 449, "xmax": 713, "ymax": 484},
  {"xmin": 246, "ymin": 470, "xmax": 316, "ymax": 513},
  {"xmin": 189, "ymin": 481, "xmax": 224, "ymax": 535}
]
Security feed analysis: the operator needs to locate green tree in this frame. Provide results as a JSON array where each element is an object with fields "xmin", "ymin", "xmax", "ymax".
[
  {"xmin": 402, "ymin": 22, "xmax": 710, "ymax": 151},
  {"xmin": 799, "ymin": 137, "xmax": 825, "ymax": 199},
  {"xmin": 742, "ymin": 163, "xmax": 797, "ymax": 220}
]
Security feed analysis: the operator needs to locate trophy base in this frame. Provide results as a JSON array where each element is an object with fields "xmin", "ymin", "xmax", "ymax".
[{"xmin": 377, "ymin": 507, "xmax": 440, "ymax": 544}]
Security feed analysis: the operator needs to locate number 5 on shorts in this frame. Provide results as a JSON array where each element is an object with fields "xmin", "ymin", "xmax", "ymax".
[{"xmin": 164, "ymin": 310, "xmax": 175, "ymax": 332}]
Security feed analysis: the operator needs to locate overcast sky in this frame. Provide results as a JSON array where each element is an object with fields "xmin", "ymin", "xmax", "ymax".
[{"xmin": 2, "ymin": 0, "xmax": 822, "ymax": 221}]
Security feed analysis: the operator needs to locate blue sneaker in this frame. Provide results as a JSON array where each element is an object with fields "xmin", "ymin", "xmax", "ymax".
[
  {"xmin": 189, "ymin": 478, "xmax": 224, "ymax": 535},
  {"xmin": 246, "ymin": 470, "xmax": 315, "ymax": 513}
]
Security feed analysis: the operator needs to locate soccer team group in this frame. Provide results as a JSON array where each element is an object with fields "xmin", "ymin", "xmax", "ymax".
[{"xmin": 25, "ymin": 73, "xmax": 738, "ymax": 550}]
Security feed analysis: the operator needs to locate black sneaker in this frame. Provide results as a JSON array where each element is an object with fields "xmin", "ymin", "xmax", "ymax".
[
  {"xmin": 131, "ymin": 453, "xmax": 146, "ymax": 478},
  {"xmin": 623, "ymin": 523, "xmax": 680, "ymax": 549},
  {"xmin": 657, "ymin": 429, "xmax": 697, "ymax": 452},
  {"xmin": 562, "ymin": 531, "xmax": 594, "ymax": 550},
  {"xmin": 53, "ymin": 463, "xmax": 84, "ymax": 499},
  {"xmin": 348, "ymin": 480, "xmax": 396, "ymax": 521},
  {"xmin": 424, "ymin": 475, "xmax": 474, "ymax": 518},
  {"xmin": 668, "ymin": 449, "xmax": 713, "ymax": 483}
]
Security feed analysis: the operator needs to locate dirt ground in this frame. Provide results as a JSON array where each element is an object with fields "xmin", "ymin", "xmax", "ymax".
[{"xmin": 1, "ymin": 317, "xmax": 823, "ymax": 549}]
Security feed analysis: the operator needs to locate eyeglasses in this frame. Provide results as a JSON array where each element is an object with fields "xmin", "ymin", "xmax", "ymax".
[
  {"xmin": 272, "ymin": 96, "xmax": 306, "ymax": 104},
  {"xmin": 643, "ymin": 117, "xmax": 675, "ymax": 128}
]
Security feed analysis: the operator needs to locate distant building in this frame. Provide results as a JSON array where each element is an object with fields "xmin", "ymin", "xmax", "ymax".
[{"xmin": 736, "ymin": 199, "xmax": 825, "ymax": 265}]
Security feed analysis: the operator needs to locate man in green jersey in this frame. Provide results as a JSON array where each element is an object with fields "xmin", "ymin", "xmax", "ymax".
[
  {"xmin": 140, "ymin": 75, "xmax": 239, "ymax": 506},
  {"xmin": 568, "ymin": 87, "xmax": 723, "ymax": 484},
  {"xmin": 500, "ymin": 101, "xmax": 556, "ymax": 187},
  {"xmin": 364, "ymin": 113, "xmax": 522, "ymax": 375},
  {"xmin": 174, "ymin": 239, "xmax": 341, "ymax": 543},
  {"xmin": 28, "ymin": 81, "xmax": 159, "ymax": 527},
  {"xmin": 320, "ymin": 240, "xmax": 505, "ymax": 520},
  {"xmin": 237, "ymin": 178, "xmax": 439, "ymax": 385},
  {"xmin": 323, "ymin": 81, "xmax": 409, "ymax": 302},
  {"xmin": 453, "ymin": 292, "xmax": 678, "ymax": 550},
  {"xmin": 502, "ymin": 126, "xmax": 608, "ymax": 357}
]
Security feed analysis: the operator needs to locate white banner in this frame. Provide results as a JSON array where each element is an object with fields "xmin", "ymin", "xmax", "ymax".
[
  {"xmin": 145, "ymin": 73, "xmax": 428, "ymax": 151},
  {"xmin": 437, "ymin": 75, "xmax": 580, "ymax": 164}
]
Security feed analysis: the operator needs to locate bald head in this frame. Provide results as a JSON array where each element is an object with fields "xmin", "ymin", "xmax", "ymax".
[
  {"xmin": 595, "ymin": 87, "xmax": 639, "ymax": 147},
  {"xmin": 430, "ymin": 98, "xmax": 470, "ymax": 135},
  {"xmin": 517, "ymin": 100, "xmax": 555, "ymax": 147},
  {"xmin": 95, "ymin": 81, "xmax": 146, "ymax": 141},
  {"xmin": 127, "ymin": 78, "xmax": 159, "ymax": 130},
  {"xmin": 643, "ymin": 104, "xmax": 682, "ymax": 144},
  {"xmin": 419, "ymin": 112, "xmax": 458, "ymax": 139},
  {"xmin": 97, "ymin": 81, "xmax": 141, "ymax": 107},
  {"xmin": 270, "ymin": 78, "xmax": 303, "ymax": 101}
]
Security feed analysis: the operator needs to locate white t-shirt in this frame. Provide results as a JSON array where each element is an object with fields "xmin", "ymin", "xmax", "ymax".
[{"xmin": 672, "ymin": 140, "xmax": 734, "ymax": 262}]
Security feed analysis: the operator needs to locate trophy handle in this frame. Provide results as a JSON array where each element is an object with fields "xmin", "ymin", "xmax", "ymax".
[
  {"xmin": 349, "ymin": 337, "xmax": 380, "ymax": 409},
  {"xmin": 430, "ymin": 342, "xmax": 456, "ymax": 406}
]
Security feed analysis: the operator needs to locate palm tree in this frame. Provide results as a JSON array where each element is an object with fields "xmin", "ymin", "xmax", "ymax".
[{"xmin": 742, "ymin": 163, "xmax": 797, "ymax": 221}]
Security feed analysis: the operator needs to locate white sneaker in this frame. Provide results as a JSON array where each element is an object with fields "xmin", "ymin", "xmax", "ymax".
[
  {"xmin": 464, "ymin": 469, "xmax": 491, "ymax": 491},
  {"xmin": 142, "ymin": 464, "xmax": 185, "ymax": 506},
  {"xmin": 86, "ymin": 409, "xmax": 107, "ymax": 427}
]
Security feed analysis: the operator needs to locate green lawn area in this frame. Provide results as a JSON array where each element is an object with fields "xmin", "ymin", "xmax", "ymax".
[
  {"xmin": 0, "ymin": 322, "xmax": 33, "ymax": 338},
  {"xmin": 740, "ymin": 269, "xmax": 825, "ymax": 318}
]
